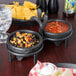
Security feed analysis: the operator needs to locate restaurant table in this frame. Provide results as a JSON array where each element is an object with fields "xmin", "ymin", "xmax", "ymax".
[{"xmin": 0, "ymin": 0, "xmax": 76, "ymax": 76}]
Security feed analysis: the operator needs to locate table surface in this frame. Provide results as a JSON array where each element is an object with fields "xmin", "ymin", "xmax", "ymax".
[{"xmin": 0, "ymin": 0, "xmax": 76, "ymax": 76}]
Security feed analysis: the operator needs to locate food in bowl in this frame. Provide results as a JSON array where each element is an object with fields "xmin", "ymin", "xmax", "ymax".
[
  {"xmin": 45, "ymin": 21, "xmax": 69, "ymax": 33},
  {"xmin": 10, "ymin": 32, "xmax": 39, "ymax": 48},
  {"xmin": 29, "ymin": 61, "xmax": 74, "ymax": 76},
  {"xmin": 53, "ymin": 69, "xmax": 73, "ymax": 76},
  {"xmin": 38, "ymin": 63, "xmax": 57, "ymax": 76},
  {"xmin": 29, "ymin": 61, "xmax": 57, "ymax": 76},
  {"xmin": 6, "ymin": 1, "xmax": 44, "ymax": 20}
]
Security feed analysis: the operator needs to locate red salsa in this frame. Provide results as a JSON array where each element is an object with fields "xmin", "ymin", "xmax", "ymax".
[{"xmin": 45, "ymin": 21, "xmax": 69, "ymax": 33}]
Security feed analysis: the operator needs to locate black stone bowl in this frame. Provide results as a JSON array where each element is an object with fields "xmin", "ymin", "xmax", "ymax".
[
  {"xmin": 6, "ymin": 30, "xmax": 43, "ymax": 54},
  {"xmin": 43, "ymin": 19, "xmax": 72, "ymax": 40},
  {"xmin": 8, "ymin": 3, "xmax": 40, "ymax": 26}
]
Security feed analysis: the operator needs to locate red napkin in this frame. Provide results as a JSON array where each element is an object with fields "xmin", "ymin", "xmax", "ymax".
[{"xmin": 29, "ymin": 61, "xmax": 76, "ymax": 76}]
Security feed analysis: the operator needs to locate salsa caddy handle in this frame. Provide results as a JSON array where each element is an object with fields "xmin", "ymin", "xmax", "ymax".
[
  {"xmin": 31, "ymin": 8, "xmax": 48, "ymax": 39},
  {"xmin": 31, "ymin": 16, "xmax": 44, "ymax": 38}
]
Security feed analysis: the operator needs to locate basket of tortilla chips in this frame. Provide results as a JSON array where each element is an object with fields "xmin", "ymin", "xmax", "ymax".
[{"xmin": 7, "ymin": 1, "xmax": 45, "ymax": 26}]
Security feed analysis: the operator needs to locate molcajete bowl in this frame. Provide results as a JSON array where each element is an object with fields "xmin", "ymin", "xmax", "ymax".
[
  {"xmin": 6, "ymin": 30, "xmax": 43, "ymax": 53},
  {"xmin": 43, "ymin": 19, "xmax": 72, "ymax": 40}
]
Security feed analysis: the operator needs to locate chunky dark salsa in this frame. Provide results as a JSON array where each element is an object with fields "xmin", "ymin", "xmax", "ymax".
[
  {"xmin": 10, "ymin": 32, "xmax": 39, "ymax": 48},
  {"xmin": 45, "ymin": 21, "xmax": 69, "ymax": 33}
]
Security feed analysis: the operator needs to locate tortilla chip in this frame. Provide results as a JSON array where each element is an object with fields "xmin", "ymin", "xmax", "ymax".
[
  {"xmin": 11, "ymin": 8, "xmax": 16, "ymax": 18},
  {"xmin": 32, "ymin": 10, "xmax": 37, "ymax": 17},
  {"xmin": 32, "ymin": 10, "xmax": 45, "ymax": 17},
  {"xmin": 41, "ymin": 12, "xmax": 45, "ymax": 17},
  {"xmin": 13, "ymin": 1, "xmax": 19, "ymax": 6},
  {"xmin": 15, "ymin": 6, "xmax": 24, "ymax": 19},
  {"xmin": 7, "ymin": 5, "xmax": 14, "ymax": 9},
  {"xmin": 6, "ymin": 1, "xmax": 44, "ymax": 20},
  {"xmin": 23, "ymin": 1, "xmax": 36, "ymax": 9},
  {"xmin": 23, "ymin": 6, "xmax": 35, "ymax": 20}
]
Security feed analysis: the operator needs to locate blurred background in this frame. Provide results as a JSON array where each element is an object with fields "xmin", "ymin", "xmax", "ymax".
[
  {"xmin": 0, "ymin": 0, "xmax": 50, "ymax": 4},
  {"xmin": 0, "ymin": 0, "xmax": 38, "ymax": 3},
  {"xmin": 0, "ymin": 0, "xmax": 75, "ymax": 13}
]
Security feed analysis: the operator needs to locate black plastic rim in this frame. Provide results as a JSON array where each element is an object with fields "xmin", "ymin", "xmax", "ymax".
[
  {"xmin": 44, "ymin": 32, "xmax": 72, "ymax": 41},
  {"xmin": 44, "ymin": 19, "xmax": 72, "ymax": 35},
  {"xmin": 6, "ymin": 44, "xmax": 44, "ymax": 56},
  {"xmin": 7, "ymin": 30, "xmax": 43, "ymax": 51}
]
